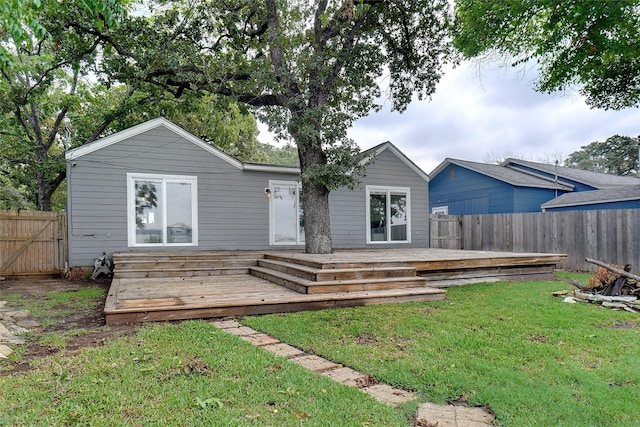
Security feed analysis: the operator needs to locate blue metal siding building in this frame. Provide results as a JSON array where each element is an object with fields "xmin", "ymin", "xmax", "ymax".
[{"xmin": 429, "ymin": 159, "xmax": 571, "ymax": 215}]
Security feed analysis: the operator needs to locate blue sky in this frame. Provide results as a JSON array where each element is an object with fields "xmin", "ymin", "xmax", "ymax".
[{"xmin": 258, "ymin": 60, "xmax": 639, "ymax": 175}]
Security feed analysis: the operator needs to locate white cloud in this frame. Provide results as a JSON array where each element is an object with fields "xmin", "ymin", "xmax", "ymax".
[{"xmin": 258, "ymin": 60, "xmax": 639, "ymax": 175}]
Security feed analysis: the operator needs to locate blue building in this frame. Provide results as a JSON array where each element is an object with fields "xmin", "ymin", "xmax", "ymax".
[
  {"xmin": 428, "ymin": 159, "xmax": 572, "ymax": 215},
  {"xmin": 429, "ymin": 158, "xmax": 640, "ymax": 214}
]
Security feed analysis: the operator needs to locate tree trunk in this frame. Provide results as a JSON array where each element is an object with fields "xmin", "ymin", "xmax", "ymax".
[
  {"xmin": 301, "ymin": 175, "xmax": 332, "ymax": 254},
  {"xmin": 36, "ymin": 174, "xmax": 53, "ymax": 212},
  {"xmin": 290, "ymin": 112, "xmax": 333, "ymax": 254}
]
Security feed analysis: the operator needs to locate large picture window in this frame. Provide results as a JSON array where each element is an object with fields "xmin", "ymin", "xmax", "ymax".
[
  {"xmin": 127, "ymin": 173, "xmax": 198, "ymax": 247},
  {"xmin": 366, "ymin": 186, "xmax": 410, "ymax": 244},
  {"xmin": 269, "ymin": 181, "xmax": 304, "ymax": 245}
]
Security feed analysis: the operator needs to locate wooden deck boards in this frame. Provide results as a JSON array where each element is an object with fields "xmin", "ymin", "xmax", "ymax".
[{"xmin": 105, "ymin": 248, "xmax": 566, "ymax": 324}]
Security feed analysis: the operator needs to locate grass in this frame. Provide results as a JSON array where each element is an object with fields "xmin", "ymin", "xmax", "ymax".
[
  {"xmin": 243, "ymin": 272, "xmax": 640, "ymax": 426},
  {"xmin": 1, "ymin": 321, "xmax": 410, "ymax": 426},
  {"xmin": 3, "ymin": 272, "xmax": 638, "ymax": 426}
]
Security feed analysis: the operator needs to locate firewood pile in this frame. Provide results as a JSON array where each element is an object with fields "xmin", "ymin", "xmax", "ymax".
[{"xmin": 562, "ymin": 258, "xmax": 640, "ymax": 313}]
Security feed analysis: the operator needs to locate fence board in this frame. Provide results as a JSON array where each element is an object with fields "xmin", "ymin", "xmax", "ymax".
[
  {"xmin": 430, "ymin": 209, "xmax": 640, "ymax": 271},
  {"xmin": 0, "ymin": 210, "xmax": 67, "ymax": 276}
]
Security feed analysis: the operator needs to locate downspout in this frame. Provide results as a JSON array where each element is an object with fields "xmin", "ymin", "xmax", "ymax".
[{"xmin": 554, "ymin": 160, "xmax": 558, "ymax": 198}]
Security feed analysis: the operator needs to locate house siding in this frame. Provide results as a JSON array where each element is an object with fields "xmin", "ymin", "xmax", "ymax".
[
  {"xmin": 330, "ymin": 149, "xmax": 429, "ymax": 248},
  {"xmin": 67, "ymin": 126, "xmax": 297, "ymax": 266},
  {"xmin": 67, "ymin": 124, "xmax": 429, "ymax": 266},
  {"xmin": 512, "ymin": 187, "xmax": 565, "ymax": 213},
  {"xmin": 429, "ymin": 165, "xmax": 516, "ymax": 214}
]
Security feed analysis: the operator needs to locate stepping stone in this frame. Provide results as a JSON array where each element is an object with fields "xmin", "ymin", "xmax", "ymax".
[
  {"xmin": 224, "ymin": 326, "xmax": 257, "ymax": 336},
  {"xmin": 240, "ymin": 333, "xmax": 280, "ymax": 346},
  {"xmin": 211, "ymin": 320, "xmax": 241, "ymax": 329},
  {"xmin": 290, "ymin": 355, "xmax": 340, "ymax": 372},
  {"xmin": 455, "ymin": 405, "xmax": 495, "ymax": 425},
  {"xmin": 262, "ymin": 343, "xmax": 305, "ymax": 358},
  {"xmin": 415, "ymin": 402, "xmax": 495, "ymax": 427},
  {"xmin": 0, "ymin": 323, "xmax": 10, "ymax": 336},
  {"xmin": 0, "ymin": 344, "xmax": 12, "ymax": 359},
  {"xmin": 322, "ymin": 367, "xmax": 372, "ymax": 387},
  {"xmin": 16, "ymin": 319, "xmax": 40, "ymax": 329},
  {"xmin": 362, "ymin": 384, "xmax": 415, "ymax": 406},
  {"xmin": 415, "ymin": 403, "xmax": 457, "ymax": 426}
]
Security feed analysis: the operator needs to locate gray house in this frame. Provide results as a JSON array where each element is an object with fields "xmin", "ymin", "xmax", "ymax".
[{"xmin": 65, "ymin": 117, "xmax": 429, "ymax": 267}]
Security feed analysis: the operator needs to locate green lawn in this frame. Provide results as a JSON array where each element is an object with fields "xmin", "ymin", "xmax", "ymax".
[
  {"xmin": 244, "ymin": 272, "xmax": 640, "ymax": 426},
  {"xmin": 1, "ymin": 321, "xmax": 410, "ymax": 426},
  {"xmin": 2, "ymin": 272, "xmax": 638, "ymax": 426}
]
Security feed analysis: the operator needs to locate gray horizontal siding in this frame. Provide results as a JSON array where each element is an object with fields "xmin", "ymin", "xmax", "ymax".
[
  {"xmin": 330, "ymin": 149, "xmax": 429, "ymax": 249},
  {"xmin": 68, "ymin": 126, "xmax": 428, "ymax": 266}
]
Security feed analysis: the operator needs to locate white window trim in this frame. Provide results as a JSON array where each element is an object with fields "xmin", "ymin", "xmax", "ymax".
[
  {"xmin": 366, "ymin": 185, "xmax": 411, "ymax": 244},
  {"xmin": 127, "ymin": 173, "xmax": 198, "ymax": 247},
  {"xmin": 269, "ymin": 180, "xmax": 304, "ymax": 246}
]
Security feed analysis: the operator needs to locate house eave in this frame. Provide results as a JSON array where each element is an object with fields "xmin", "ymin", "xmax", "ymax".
[
  {"xmin": 242, "ymin": 163, "xmax": 300, "ymax": 174},
  {"xmin": 542, "ymin": 196, "xmax": 640, "ymax": 210}
]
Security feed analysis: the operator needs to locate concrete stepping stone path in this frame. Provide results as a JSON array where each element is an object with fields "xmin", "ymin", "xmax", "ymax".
[{"xmin": 211, "ymin": 319, "xmax": 495, "ymax": 426}]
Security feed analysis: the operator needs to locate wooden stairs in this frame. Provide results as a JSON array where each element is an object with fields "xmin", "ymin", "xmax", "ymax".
[
  {"xmin": 112, "ymin": 251, "xmax": 430, "ymax": 294},
  {"xmin": 112, "ymin": 251, "xmax": 263, "ymax": 279},
  {"xmin": 250, "ymin": 254, "xmax": 426, "ymax": 294}
]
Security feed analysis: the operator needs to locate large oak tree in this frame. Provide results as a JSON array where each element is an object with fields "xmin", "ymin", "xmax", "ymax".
[{"xmin": 99, "ymin": 0, "xmax": 454, "ymax": 253}]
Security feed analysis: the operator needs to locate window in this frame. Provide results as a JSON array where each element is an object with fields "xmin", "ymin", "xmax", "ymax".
[
  {"xmin": 127, "ymin": 173, "xmax": 198, "ymax": 247},
  {"xmin": 269, "ymin": 181, "xmax": 304, "ymax": 245},
  {"xmin": 366, "ymin": 186, "xmax": 410, "ymax": 243}
]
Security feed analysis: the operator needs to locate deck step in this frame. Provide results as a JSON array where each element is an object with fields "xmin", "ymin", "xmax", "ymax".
[
  {"xmin": 264, "ymin": 253, "xmax": 409, "ymax": 270},
  {"xmin": 116, "ymin": 267, "xmax": 250, "ymax": 279},
  {"xmin": 250, "ymin": 266, "xmax": 425, "ymax": 294},
  {"xmin": 257, "ymin": 259, "xmax": 417, "ymax": 281},
  {"xmin": 115, "ymin": 259, "xmax": 258, "ymax": 271}
]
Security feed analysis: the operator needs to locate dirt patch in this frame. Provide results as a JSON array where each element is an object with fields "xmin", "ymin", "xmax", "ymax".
[{"xmin": 1, "ymin": 278, "xmax": 136, "ymax": 375}]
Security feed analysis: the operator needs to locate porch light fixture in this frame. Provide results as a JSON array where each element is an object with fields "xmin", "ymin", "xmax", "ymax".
[{"xmin": 265, "ymin": 188, "xmax": 272, "ymax": 198}]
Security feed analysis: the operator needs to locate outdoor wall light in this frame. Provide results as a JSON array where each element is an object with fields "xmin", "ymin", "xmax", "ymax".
[{"xmin": 265, "ymin": 188, "xmax": 271, "ymax": 198}]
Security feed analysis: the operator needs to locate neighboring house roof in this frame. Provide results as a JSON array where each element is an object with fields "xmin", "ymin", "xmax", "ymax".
[
  {"xmin": 65, "ymin": 117, "xmax": 425, "ymax": 180},
  {"xmin": 503, "ymin": 158, "xmax": 640, "ymax": 189},
  {"xmin": 541, "ymin": 185, "xmax": 640, "ymax": 209},
  {"xmin": 361, "ymin": 141, "xmax": 430, "ymax": 183},
  {"xmin": 430, "ymin": 158, "xmax": 573, "ymax": 191}
]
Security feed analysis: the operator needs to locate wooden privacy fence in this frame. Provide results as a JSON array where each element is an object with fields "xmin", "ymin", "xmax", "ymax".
[
  {"xmin": 0, "ymin": 210, "xmax": 67, "ymax": 277},
  {"xmin": 430, "ymin": 210, "xmax": 640, "ymax": 271}
]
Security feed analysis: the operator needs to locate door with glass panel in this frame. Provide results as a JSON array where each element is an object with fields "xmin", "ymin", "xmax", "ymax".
[{"xmin": 270, "ymin": 182, "xmax": 304, "ymax": 245}]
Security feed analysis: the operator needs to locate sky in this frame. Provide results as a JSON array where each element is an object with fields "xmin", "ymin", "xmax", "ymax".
[{"xmin": 257, "ymin": 61, "xmax": 639, "ymax": 176}]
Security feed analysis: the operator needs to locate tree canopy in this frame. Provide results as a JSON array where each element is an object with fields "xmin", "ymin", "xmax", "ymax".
[
  {"xmin": 0, "ymin": 1, "xmax": 264, "ymax": 211},
  {"xmin": 565, "ymin": 134, "xmax": 640, "ymax": 176},
  {"xmin": 454, "ymin": 0, "xmax": 640, "ymax": 110},
  {"xmin": 101, "ymin": 0, "xmax": 454, "ymax": 253}
]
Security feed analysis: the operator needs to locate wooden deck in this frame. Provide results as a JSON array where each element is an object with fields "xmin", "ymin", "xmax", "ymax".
[{"xmin": 104, "ymin": 248, "xmax": 566, "ymax": 325}]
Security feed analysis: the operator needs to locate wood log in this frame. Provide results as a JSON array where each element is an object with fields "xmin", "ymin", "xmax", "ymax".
[
  {"xmin": 585, "ymin": 258, "xmax": 640, "ymax": 282},
  {"xmin": 567, "ymin": 279, "xmax": 589, "ymax": 291}
]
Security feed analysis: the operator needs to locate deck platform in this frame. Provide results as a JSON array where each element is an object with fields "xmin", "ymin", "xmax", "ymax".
[{"xmin": 104, "ymin": 248, "xmax": 566, "ymax": 325}]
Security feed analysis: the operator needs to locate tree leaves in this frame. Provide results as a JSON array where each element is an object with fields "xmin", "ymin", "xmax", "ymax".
[{"xmin": 454, "ymin": 0, "xmax": 640, "ymax": 110}]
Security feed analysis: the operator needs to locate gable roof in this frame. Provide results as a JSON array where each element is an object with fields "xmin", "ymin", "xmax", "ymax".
[
  {"xmin": 430, "ymin": 158, "xmax": 573, "ymax": 191},
  {"xmin": 503, "ymin": 158, "xmax": 640, "ymax": 189},
  {"xmin": 541, "ymin": 185, "xmax": 640, "ymax": 210},
  {"xmin": 65, "ymin": 118, "xmax": 424, "ymax": 180},
  {"xmin": 65, "ymin": 117, "xmax": 300, "ymax": 174},
  {"xmin": 361, "ymin": 141, "xmax": 430, "ymax": 183}
]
